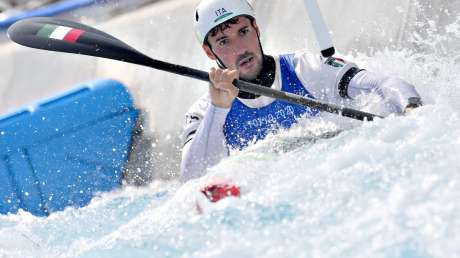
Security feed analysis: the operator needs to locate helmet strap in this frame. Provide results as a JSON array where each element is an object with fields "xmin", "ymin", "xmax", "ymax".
[{"xmin": 205, "ymin": 41, "xmax": 227, "ymax": 69}]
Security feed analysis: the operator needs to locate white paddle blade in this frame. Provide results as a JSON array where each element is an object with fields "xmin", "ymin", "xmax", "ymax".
[{"xmin": 303, "ymin": 0, "xmax": 335, "ymax": 57}]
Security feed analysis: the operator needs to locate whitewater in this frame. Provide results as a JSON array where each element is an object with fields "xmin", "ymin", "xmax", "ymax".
[{"xmin": 1, "ymin": 1, "xmax": 460, "ymax": 258}]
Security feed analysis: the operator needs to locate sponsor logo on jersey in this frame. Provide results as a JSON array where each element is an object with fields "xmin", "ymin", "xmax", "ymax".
[{"xmin": 243, "ymin": 105, "xmax": 296, "ymax": 131}]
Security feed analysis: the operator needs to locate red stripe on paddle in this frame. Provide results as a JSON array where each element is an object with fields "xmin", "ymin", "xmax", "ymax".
[{"xmin": 63, "ymin": 29, "xmax": 84, "ymax": 43}]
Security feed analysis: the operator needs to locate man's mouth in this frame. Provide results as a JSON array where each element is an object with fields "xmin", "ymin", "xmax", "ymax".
[{"xmin": 237, "ymin": 55, "xmax": 254, "ymax": 68}]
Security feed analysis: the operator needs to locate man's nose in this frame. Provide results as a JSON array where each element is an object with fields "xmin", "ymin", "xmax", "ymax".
[{"xmin": 231, "ymin": 37, "xmax": 248, "ymax": 56}]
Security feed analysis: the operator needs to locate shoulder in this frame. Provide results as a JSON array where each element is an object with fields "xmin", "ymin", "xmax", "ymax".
[
  {"xmin": 290, "ymin": 50, "xmax": 357, "ymax": 75},
  {"xmin": 273, "ymin": 51, "xmax": 321, "ymax": 70},
  {"xmin": 277, "ymin": 51, "xmax": 333, "ymax": 83},
  {"xmin": 185, "ymin": 93, "xmax": 211, "ymax": 122},
  {"xmin": 281, "ymin": 50, "xmax": 359, "ymax": 100},
  {"xmin": 272, "ymin": 51, "xmax": 322, "ymax": 81}
]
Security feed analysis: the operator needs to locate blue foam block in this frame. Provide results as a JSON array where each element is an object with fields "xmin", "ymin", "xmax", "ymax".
[{"xmin": 0, "ymin": 79, "xmax": 138, "ymax": 216}]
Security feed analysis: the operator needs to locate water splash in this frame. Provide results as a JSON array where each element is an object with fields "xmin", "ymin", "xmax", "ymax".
[{"xmin": 1, "ymin": 4, "xmax": 460, "ymax": 258}]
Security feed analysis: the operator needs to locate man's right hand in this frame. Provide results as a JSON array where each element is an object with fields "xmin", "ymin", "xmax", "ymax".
[{"xmin": 208, "ymin": 68, "xmax": 239, "ymax": 109}]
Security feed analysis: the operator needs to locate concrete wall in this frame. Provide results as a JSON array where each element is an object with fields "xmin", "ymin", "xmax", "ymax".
[
  {"xmin": 1, "ymin": 0, "xmax": 458, "ymax": 178},
  {"xmin": 0, "ymin": 46, "xmax": 97, "ymax": 113}
]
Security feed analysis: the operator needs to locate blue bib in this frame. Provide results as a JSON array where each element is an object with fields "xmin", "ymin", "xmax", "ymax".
[{"xmin": 224, "ymin": 54, "xmax": 319, "ymax": 150}]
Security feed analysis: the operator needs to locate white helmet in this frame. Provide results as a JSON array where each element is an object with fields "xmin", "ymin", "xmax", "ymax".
[{"xmin": 194, "ymin": 0, "xmax": 256, "ymax": 45}]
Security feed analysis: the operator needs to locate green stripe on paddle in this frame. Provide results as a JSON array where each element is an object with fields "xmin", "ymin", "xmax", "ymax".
[{"xmin": 37, "ymin": 24, "xmax": 57, "ymax": 38}]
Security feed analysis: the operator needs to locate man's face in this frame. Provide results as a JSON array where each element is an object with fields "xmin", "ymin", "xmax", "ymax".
[{"xmin": 204, "ymin": 17, "xmax": 263, "ymax": 80}]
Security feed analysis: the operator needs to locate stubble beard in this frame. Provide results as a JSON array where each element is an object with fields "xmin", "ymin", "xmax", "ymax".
[{"xmin": 238, "ymin": 54, "xmax": 263, "ymax": 81}]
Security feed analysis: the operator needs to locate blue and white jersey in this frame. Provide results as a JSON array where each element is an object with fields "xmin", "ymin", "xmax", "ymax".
[
  {"xmin": 224, "ymin": 54, "xmax": 319, "ymax": 150},
  {"xmin": 180, "ymin": 51, "xmax": 421, "ymax": 181}
]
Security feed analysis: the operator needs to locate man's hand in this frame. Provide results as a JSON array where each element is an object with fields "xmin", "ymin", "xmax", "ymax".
[{"xmin": 209, "ymin": 68, "xmax": 239, "ymax": 109}]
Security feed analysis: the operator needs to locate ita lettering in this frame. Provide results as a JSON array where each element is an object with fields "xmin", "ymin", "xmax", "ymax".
[{"xmin": 215, "ymin": 8, "xmax": 227, "ymax": 17}]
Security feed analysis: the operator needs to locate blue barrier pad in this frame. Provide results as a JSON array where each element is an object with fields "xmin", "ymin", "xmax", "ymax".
[
  {"xmin": 0, "ymin": 0, "xmax": 95, "ymax": 30},
  {"xmin": 0, "ymin": 79, "xmax": 138, "ymax": 216}
]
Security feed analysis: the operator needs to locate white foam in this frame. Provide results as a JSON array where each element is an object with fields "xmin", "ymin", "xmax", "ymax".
[{"xmin": 1, "ymin": 1, "xmax": 460, "ymax": 258}]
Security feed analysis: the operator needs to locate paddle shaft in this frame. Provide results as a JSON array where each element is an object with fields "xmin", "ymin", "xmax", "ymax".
[
  {"xmin": 135, "ymin": 56, "xmax": 380, "ymax": 121},
  {"xmin": 7, "ymin": 17, "xmax": 382, "ymax": 121}
]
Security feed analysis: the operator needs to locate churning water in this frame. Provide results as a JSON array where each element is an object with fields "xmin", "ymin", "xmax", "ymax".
[{"xmin": 1, "ymin": 2, "xmax": 460, "ymax": 258}]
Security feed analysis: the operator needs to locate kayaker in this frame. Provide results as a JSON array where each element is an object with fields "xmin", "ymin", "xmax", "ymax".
[{"xmin": 180, "ymin": 0, "xmax": 422, "ymax": 181}]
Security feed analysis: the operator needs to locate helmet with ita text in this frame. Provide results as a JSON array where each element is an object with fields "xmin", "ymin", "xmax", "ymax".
[{"xmin": 193, "ymin": 0, "xmax": 256, "ymax": 45}]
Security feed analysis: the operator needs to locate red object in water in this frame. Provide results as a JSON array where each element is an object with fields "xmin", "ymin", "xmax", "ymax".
[{"xmin": 200, "ymin": 183, "xmax": 241, "ymax": 202}]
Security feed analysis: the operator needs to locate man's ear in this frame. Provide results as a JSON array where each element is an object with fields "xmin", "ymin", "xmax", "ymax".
[{"xmin": 203, "ymin": 44, "xmax": 217, "ymax": 60}]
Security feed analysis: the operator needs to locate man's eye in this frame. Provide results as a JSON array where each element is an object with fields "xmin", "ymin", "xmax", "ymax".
[
  {"xmin": 240, "ymin": 28, "xmax": 249, "ymax": 35},
  {"xmin": 218, "ymin": 39, "xmax": 229, "ymax": 46}
]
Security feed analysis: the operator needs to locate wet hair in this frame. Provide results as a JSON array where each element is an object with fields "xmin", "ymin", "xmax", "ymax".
[{"xmin": 204, "ymin": 16, "xmax": 256, "ymax": 47}]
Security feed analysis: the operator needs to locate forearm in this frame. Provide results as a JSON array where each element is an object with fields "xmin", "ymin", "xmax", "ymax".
[
  {"xmin": 180, "ymin": 105, "xmax": 230, "ymax": 181},
  {"xmin": 348, "ymin": 71, "xmax": 421, "ymax": 113}
]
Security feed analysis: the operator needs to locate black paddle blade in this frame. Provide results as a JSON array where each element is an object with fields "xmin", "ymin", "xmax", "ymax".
[{"xmin": 7, "ymin": 17, "xmax": 152, "ymax": 65}]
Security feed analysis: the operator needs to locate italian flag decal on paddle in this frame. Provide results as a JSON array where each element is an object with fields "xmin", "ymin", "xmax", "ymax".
[{"xmin": 37, "ymin": 24, "xmax": 84, "ymax": 43}]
